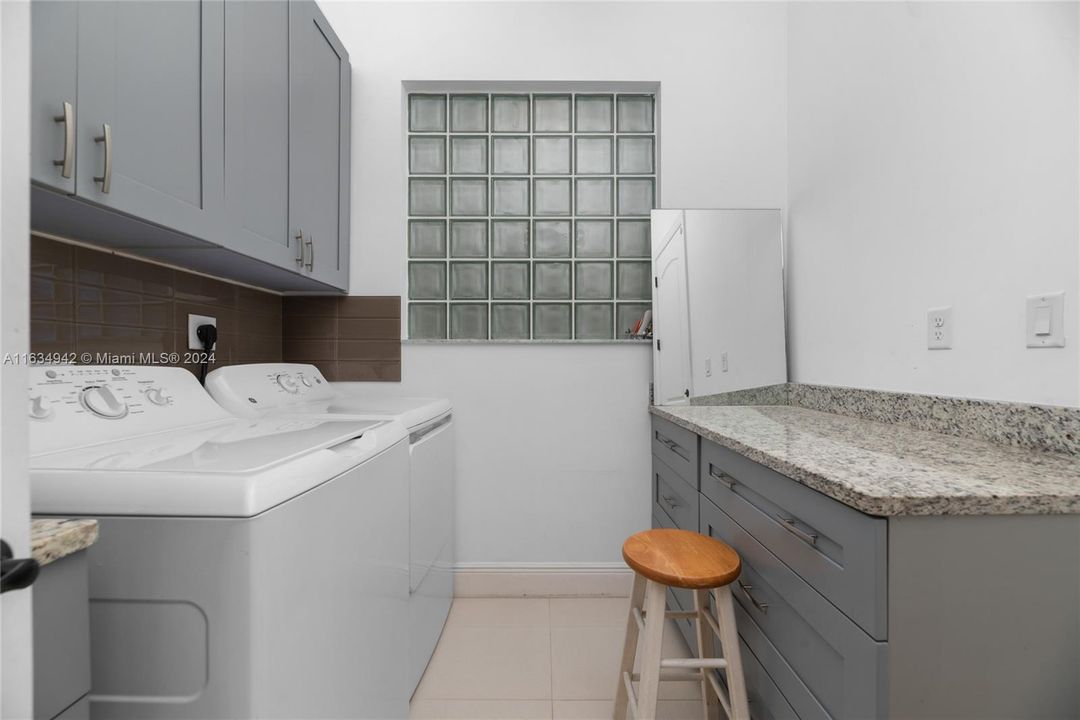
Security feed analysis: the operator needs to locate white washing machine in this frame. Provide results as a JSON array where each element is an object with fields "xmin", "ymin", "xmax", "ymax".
[
  {"xmin": 28, "ymin": 365, "xmax": 411, "ymax": 719},
  {"xmin": 205, "ymin": 363, "xmax": 454, "ymax": 694}
]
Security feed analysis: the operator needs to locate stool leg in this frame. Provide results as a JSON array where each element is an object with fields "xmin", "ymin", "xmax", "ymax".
[
  {"xmin": 614, "ymin": 573, "xmax": 647, "ymax": 720},
  {"xmin": 636, "ymin": 579, "xmax": 668, "ymax": 720},
  {"xmin": 713, "ymin": 585, "xmax": 750, "ymax": 720},
  {"xmin": 693, "ymin": 589, "xmax": 721, "ymax": 720}
]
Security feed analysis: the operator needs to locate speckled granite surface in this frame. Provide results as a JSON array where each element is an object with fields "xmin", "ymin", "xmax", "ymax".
[
  {"xmin": 691, "ymin": 383, "xmax": 1080, "ymax": 455},
  {"xmin": 652, "ymin": 404, "xmax": 1080, "ymax": 516},
  {"xmin": 31, "ymin": 519, "xmax": 98, "ymax": 566}
]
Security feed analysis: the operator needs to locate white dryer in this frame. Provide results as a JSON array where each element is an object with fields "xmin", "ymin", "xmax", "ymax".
[
  {"xmin": 205, "ymin": 363, "xmax": 454, "ymax": 694},
  {"xmin": 28, "ymin": 365, "xmax": 411, "ymax": 719}
]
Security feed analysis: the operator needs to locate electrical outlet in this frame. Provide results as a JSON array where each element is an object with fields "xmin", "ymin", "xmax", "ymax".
[
  {"xmin": 705, "ymin": 357, "xmax": 712, "ymax": 377},
  {"xmin": 188, "ymin": 314, "xmax": 217, "ymax": 350},
  {"xmin": 927, "ymin": 307, "xmax": 952, "ymax": 350},
  {"xmin": 721, "ymin": 351, "xmax": 729, "ymax": 373}
]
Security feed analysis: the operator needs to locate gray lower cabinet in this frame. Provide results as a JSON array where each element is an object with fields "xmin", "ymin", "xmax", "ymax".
[
  {"xmin": 33, "ymin": 552, "xmax": 91, "ymax": 720},
  {"xmin": 650, "ymin": 415, "xmax": 1080, "ymax": 719},
  {"xmin": 29, "ymin": 0, "xmax": 351, "ymax": 292},
  {"xmin": 288, "ymin": 0, "xmax": 351, "ymax": 290}
]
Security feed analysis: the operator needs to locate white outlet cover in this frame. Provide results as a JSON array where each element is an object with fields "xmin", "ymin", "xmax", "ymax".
[
  {"xmin": 187, "ymin": 314, "xmax": 217, "ymax": 350},
  {"xmin": 927, "ymin": 306, "xmax": 952, "ymax": 350},
  {"xmin": 1026, "ymin": 292, "xmax": 1065, "ymax": 348}
]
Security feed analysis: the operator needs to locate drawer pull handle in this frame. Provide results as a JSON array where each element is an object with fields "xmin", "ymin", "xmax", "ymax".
[
  {"xmin": 737, "ymin": 581, "xmax": 769, "ymax": 614},
  {"xmin": 661, "ymin": 495, "xmax": 680, "ymax": 510},
  {"xmin": 658, "ymin": 435, "xmax": 680, "ymax": 452},
  {"xmin": 778, "ymin": 515, "xmax": 819, "ymax": 546},
  {"xmin": 708, "ymin": 465, "xmax": 736, "ymax": 490}
]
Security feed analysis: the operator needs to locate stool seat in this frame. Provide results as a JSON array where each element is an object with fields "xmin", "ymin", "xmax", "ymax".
[{"xmin": 622, "ymin": 528, "xmax": 741, "ymax": 590}]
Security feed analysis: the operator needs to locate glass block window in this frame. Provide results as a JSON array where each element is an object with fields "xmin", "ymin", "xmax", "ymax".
[{"xmin": 407, "ymin": 91, "xmax": 656, "ymax": 340}]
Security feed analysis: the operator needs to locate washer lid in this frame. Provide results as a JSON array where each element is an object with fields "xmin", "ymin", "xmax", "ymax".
[
  {"xmin": 30, "ymin": 416, "xmax": 408, "ymax": 517},
  {"xmin": 289, "ymin": 395, "xmax": 451, "ymax": 430}
]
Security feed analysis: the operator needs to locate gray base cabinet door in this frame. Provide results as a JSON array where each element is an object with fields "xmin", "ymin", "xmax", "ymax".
[
  {"xmin": 31, "ymin": 0, "xmax": 78, "ymax": 194},
  {"xmin": 74, "ymin": 0, "xmax": 224, "ymax": 242},
  {"xmin": 222, "ymin": 0, "xmax": 296, "ymax": 272},
  {"xmin": 289, "ymin": 0, "xmax": 351, "ymax": 289}
]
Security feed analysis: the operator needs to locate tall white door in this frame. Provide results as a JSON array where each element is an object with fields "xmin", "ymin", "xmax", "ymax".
[
  {"xmin": 1, "ymin": 2, "xmax": 35, "ymax": 717},
  {"xmin": 651, "ymin": 210, "xmax": 691, "ymax": 405}
]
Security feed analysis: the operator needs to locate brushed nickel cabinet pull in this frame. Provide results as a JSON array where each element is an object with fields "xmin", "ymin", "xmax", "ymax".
[
  {"xmin": 708, "ymin": 464, "xmax": 736, "ymax": 490},
  {"xmin": 737, "ymin": 581, "xmax": 769, "ymax": 614},
  {"xmin": 93, "ymin": 123, "xmax": 112, "ymax": 193},
  {"xmin": 304, "ymin": 236, "xmax": 314, "ymax": 271},
  {"xmin": 778, "ymin": 515, "xmax": 819, "ymax": 546},
  {"xmin": 52, "ymin": 101, "xmax": 74, "ymax": 178},
  {"xmin": 295, "ymin": 230, "xmax": 305, "ymax": 267}
]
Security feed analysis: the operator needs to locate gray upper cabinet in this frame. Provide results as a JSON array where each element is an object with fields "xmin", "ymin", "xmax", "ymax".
[
  {"xmin": 222, "ymin": 0, "xmax": 296, "ymax": 271},
  {"xmin": 75, "ymin": 0, "xmax": 224, "ymax": 242},
  {"xmin": 29, "ymin": 0, "xmax": 352, "ymax": 293},
  {"xmin": 30, "ymin": 1, "xmax": 78, "ymax": 194},
  {"xmin": 289, "ymin": 0, "xmax": 351, "ymax": 290}
]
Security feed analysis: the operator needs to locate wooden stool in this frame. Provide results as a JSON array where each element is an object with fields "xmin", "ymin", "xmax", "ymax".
[{"xmin": 613, "ymin": 529, "xmax": 750, "ymax": 720}]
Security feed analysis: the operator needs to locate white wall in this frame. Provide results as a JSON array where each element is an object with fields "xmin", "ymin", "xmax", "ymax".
[
  {"xmin": 319, "ymin": 0, "xmax": 788, "ymax": 564},
  {"xmin": 787, "ymin": 2, "xmax": 1080, "ymax": 407},
  {"xmin": 1, "ymin": 0, "xmax": 34, "ymax": 715}
]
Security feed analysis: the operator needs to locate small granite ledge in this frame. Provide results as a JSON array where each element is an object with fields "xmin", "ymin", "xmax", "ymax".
[
  {"xmin": 652, "ymin": 404, "xmax": 1080, "ymax": 517},
  {"xmin": 691, "ymin": 382, "xmax": 1080, "ymax": 456},
  {"xmin": 31, "ymin": 519, "xmax": 98, "ymax": 566}
]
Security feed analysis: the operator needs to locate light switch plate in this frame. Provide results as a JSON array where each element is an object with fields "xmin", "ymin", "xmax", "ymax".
[
  {"xmin": 1026, "ymin": 292, "xmax": 1065, "ymax": 348},
  {"xmin": 927, "ymin": 306, "xmax": 952, "ymax": 349}
]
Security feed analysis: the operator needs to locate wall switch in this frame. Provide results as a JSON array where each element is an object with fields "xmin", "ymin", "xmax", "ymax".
[
  {"xmin": 188, "ymin": 314, "xmax": 217, "ymax": 350},
  {"xmin": 720, "ymin": 351, "xmax": 729, "ymax": 372},
  {"xmin": 704, "ymin": 357, "xmax": 712, "ymax": 377},
  {"xmin": 927, "ymin": 307, "xmax": 952, "ymax": 349},
  {"xmin": 1026, "ymin": 292, "xmax": 1065, "ymax": 348}
]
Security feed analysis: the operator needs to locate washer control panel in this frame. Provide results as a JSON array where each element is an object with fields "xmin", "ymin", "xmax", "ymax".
[
  {"xmin": 205, "ymin": 363, "xmax": 336, "ymax": 417},
  {"xmin": 29, "ymin": 365, "xmax": 233, "ymax": 456}
]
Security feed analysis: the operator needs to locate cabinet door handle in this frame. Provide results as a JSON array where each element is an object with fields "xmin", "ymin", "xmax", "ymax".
[
  {"xmin": 737, "ymin": 581, "xmax": 769, "ymax": 614},
  {"xmin": 52, "ymin": 101, "xmax": 74, "ymax": 178},
  {"xmin": 657, "ymin": 434, "xmax": 680, "ymax": 452},
  {"xmin": 777, "ymin": 515, "xmax": 818, "ymax": 546},
  {"xmin": 93, "ymin": 123, "xmax": 112, "ymax": 193},
  {"xmin": 295, "ymin": 229, "xmax": 305, "ymax": 267},
  {"xmin": 708, "ymin": 464, "xmax": 736, "ymax": 490},
  {"xmin": 304, "ymin": 236, "xmax": 314, "ymax": 271}
]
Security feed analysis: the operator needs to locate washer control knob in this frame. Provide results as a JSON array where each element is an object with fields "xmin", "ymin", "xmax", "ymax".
[
  {"xmin": 29, "ymin": 394, "xmax": 53, "ymax": 420},
  {"xmin": 276, "ymin": 373, "xmax": 299, "ymax": 393},
  {"xmin": 145, "ymin": 387, "xmax": 170, "ymax": 406},
  {"xmin": 80, "ymin": 385, "xmax": 129, "ymax": 419},
  {"xmin": 299, "ymin": 374, "xmax": 312, "ymax": 388}
]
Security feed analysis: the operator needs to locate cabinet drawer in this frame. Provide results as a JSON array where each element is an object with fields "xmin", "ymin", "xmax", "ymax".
[
  {"xmin": 717, "ymin": 636, "xmax": 799, "ymax": 720},
  {"xmin": 651, "ymin": 513, "xmax": 695, "ymax": 650},
  {"xmin": 651, "ymin": 416, "xmax": 698, "ymax": 490},
  {"xmin": 653, "ymin": 454, "xmax": 698, "ymax": 534},
  {"xmin": 700, "ymin": 440, "xmax": 887, "ymax": 639},
  {"xmin": 702, "ymin": 498, "xmax": 887, "ymax": 720}
]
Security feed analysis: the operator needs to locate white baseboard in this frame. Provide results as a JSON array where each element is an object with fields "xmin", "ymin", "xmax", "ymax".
[{"xmin": 453, "ymin": 562, "xmax": 634, "ymax": 598}]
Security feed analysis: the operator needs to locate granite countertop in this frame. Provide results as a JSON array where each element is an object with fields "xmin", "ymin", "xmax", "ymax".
[
  {"xmin": 31, "ymin": 519, "xmax": 99, "ymax": 566},
  {"xmin": 651, "ymin": 404, "xmax": 1080, "ymax": 516}
]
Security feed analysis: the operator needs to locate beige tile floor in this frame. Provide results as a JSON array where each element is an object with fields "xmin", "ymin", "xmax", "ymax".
[{"xmin": 410, "ymin": 597, "xmax": 705, "ymax": 720}]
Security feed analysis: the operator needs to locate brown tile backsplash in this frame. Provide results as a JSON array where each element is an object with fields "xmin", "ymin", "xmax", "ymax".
[
  {"xmin": 283, "ymin": 296, "xmax": 401, "ymax": 381},
  {"xmin": 31, "ymin": 236, "xmax": 281, "ymax": 375},
  {"xmin": 30, "ymin": 236, "xmax": 402, "ymax": 383}
]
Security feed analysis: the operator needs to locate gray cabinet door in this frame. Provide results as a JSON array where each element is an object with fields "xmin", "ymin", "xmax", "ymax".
[
  {"xmin": 31, "ymin": 0, "xmax": 78, "ymax": 193},
  {"xmin": 75, "ymin": 0, "xmax": 224, "ymax": 240},
  {"xmin": 222, "ymin": 0, "xmax": 296, "ymax": 272},
  {"xmin": 289, "ymin": 0, "xmax": 350, "ymax": 290}
]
